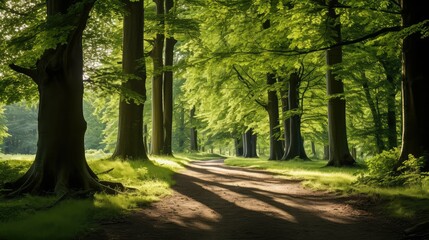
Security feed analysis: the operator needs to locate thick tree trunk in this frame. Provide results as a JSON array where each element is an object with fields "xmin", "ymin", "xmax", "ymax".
[
  {"xmin": 242, "ymin": 129, "xmax": 257, "ymax": 158},
  {"xmin": 6, "ymin": 0, "xmax": 122, "ymax": 196},
  {"xmin": 325, "ymin": 0, "xmax": 355, "ymax": 166},
  {"xmin": 282, "ymin": 72, "xmax": 309, "ymax": 160},
  {"xmin": 234, "ymin": 137, "xmax": 243, "ymax": 156},
  {"xmin": 112, "ymin": 0, "xmax": 148, "ymax": 160},
  {"xmin": 398, "ymin": 0, "xmax": 429, "ymax": 170},
  {"xmin": 150, "ymin": 0, "xmax": 165, "ymax": 155}
]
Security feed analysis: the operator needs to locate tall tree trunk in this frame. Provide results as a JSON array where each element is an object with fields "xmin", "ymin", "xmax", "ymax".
[
  {"xmin": 242, "ymin": 128, "xmax": 257, "ymax": 158},
  {"xmin": 190, "ymin": 106, "xmax": 198, "ymax": 152},
  {"xmin": 323, "ymin": 145, "xmax": 329, "ymax": 160},
  {"xmin": 162, "ymin": 0, "xmax": 177, "ymax": 156},
  {"xmin": 311, "ymin": 141, "xmax": 317, "ymax": 159},
  {"xmin": 150, "ymin": 0, "xmax": 165, "ymax": 155},
  {"xmin": 380, "ymin": 59, "xmax": 399, "ymax": 149},
  {"xmin": 279, "ymin": 77, "xmax": 290, "ymax": 155},
  {"xmin": 178, "ymin": 106, "xmax": 185, "ymax": 151},
  {"xmin": 325, "ymin": 0, "xmax": 355, "ymax": 166},
  {"xmin": 398, "ymin": 0, "xmax": 429, "ymax": 170},
  {"xmin": 112, "ymin": 0, "xmax": 148, "ymax": 160},
  {"xmin": 360, "ymin": 73, "xmax": 386, "ymax": 153},
  {"xmin": 234, "ymin": 137, "xmax": 243, "ymax": 156},
  {"xmin": 7, "ymin": 0, "xmax": 122, "ymax": 196},
  {"xmin": 282, "ymin": 72, "xmax": 309, "ymax": 160},
  {"xmin": 267, "ymin": 73, "xmax": 284, "ymax": 160}
]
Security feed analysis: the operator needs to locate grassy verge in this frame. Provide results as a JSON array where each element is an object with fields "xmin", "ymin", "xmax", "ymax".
[
  {"xmin": 225, "ymin": 157, "xmax": 429, "ymax": 221},
  {"xmin": 0, "ymin": 152, "xmax": 209, "ymax": 240}
]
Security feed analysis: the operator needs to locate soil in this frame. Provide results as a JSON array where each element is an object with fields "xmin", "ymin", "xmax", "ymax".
[{"xmin": 80, "ymin": 159, "xmax": 416, "ymax": 240}]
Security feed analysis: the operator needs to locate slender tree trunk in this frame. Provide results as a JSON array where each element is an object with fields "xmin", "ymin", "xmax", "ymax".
[
  {"xmin": 150, "ymin": 0, "xmax": 165, "ymax": 155},
  {"xmin": 112, "ymin": 0, "xmax": 148, "ymax": 160},
  {"xmin": 325, "ymin": 0, "xmax": 355, "ymax": 166},
  {"xmin": 190, "ymin": 106, "xmax": 198, "ymax": 152},
  {"xmin": 380, "ymin": 59, "xmax": 399, "ymax": 149},
  {"xmin": 251, "ymin": 133, "xmax": 258, "ymax": 157},
  {"xmin": 143, "ymin": 124, "xmax": 148, "ymax": 152},
  {"xmin": 323, "ymin": 145, "xmax": 329, "ymax": 160},
  {"xmin": 398, "ymin": 0, "xmax": 429, "ymax": 170},
  {"xmin": 279, "ymin": 77, "xmax": 290, "ymax": 155},
  {"xmin": 360, "ymin": 73, "xmax": 386, "ymax": 153},
  {"xmin": 311, "ymin": 141, "xmax": 317, "ymax": 159},
  {"xmin": 162, "ymin": 0, "xmax": 177, "ymax": 156},
  {"xmin": 267, "ymin": 73, "xmax": 284, "ymax": 160},
  {"xmin": 7, "ymin": 0, "xmax": 122, "ymax": 196},
  {"xmin": 178, "ymin": 107, "xmax": 185, "ymax": 151}
]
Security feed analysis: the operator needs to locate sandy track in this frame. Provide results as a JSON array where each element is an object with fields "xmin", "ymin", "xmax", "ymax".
[{"xmin": 80, "ymin": 159, "xmax": 407, "ymax": 240}]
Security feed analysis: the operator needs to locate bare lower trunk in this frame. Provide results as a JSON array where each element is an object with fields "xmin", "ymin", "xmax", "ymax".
[
  {"xmin": 325, "ymin": 0, "xmax": 355, "ymax": 166},
  {"xmin": 398, "ymin": 0, "xmax": 429, "ymax": 171},
  {"xmin": 112, "ymin": 0, "xmax": 148, "ymax": 160}
]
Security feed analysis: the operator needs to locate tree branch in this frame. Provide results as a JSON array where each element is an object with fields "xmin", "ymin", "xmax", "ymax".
[{"xmin": 9, "ymin": 64, "xmax": 38, "ymax": 84}]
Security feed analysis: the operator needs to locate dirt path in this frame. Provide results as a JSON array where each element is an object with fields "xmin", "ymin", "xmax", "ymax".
[{"xmin": 81, "ymin": 159, "xmax": 408, "ymax": 240}]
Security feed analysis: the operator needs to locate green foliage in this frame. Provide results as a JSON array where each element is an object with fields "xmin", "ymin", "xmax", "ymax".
[
  {"xmin": 1, "ymin": 104, "xmax": 38, "ymax": 154},
  {"xmin": 356, "ymin": 148, "xmax": 429, "ymax": 188}
]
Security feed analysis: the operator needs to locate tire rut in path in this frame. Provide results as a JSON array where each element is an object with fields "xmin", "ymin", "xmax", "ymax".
[{"xmin": 81, "ymin": 159, "xmax": 406, "ymax": 240}]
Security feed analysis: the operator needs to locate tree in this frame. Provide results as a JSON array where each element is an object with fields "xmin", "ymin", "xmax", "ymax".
[
  {"xmin": 325, "ymin": 0, "xmax": 355, "ymax": 166},
  {"xmin": 189, "ymin": 106, "xmax": 198, "ymax": 152},
  {"xmin": 111, "ymin": 0, "xmax": 148, "ymax": 160},
  {"xmin": 163, "ymin": 0, "xmax": 177, "ymax": 156},
  {"xmin": 282, "ymin": 71, "xmax": 309, "ymax": 160},
  {"xmin": 150, "ymin": 0, "xmax": 165, "ymax": 155},
  {"xmin": 398, "ymin": 0, "xmax": 429, "ymax": 171},
  {"xmin": 5, "ymin": 0, "xmax": 122, "ymax": 196}
]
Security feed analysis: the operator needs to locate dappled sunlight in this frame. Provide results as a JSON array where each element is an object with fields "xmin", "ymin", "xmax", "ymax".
[{"xmin": 195, "ymin": 181, "xmax": 299, "ymax": 223}]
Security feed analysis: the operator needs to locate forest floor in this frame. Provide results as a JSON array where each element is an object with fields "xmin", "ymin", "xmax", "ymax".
[{"xmin": 79, "ymin": 159, "xmax": 417, "ymax": 240}]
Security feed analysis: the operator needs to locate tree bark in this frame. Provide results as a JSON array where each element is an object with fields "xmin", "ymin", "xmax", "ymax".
[
  {"xmin": 190, "ymin": 106, "xmax": 198, "ymax": 152},
  {"xmin": 267, "ymin": 73, "xmax": 284, "ymax": 160},
  {"xmin": 379, "ymin": 57, "xmax": 399, "ymax": 150},
  {"xmin": 360, "ymin": 73, "xmax": 386, "ymax": 153},
  {"xmin": 325, "ymin": 0, "xmax": 355, "ymax": 166},
  {"xmin": 150, "ymin": 0, "xmax": 165, "ymax": 155},
  {"xmin": 234, "ymin": 137, "xmax": 243, "ymax": 156},
  {"xmin": 6, "ymin": 0, "xmax": 123, "ymax": 196},
  {"xmin": 282, "ymin": 72, "xmax": 309, "ymax": 160},
  {"xmin": 242, "ymin": 129, "xmax": 257, "ymax": 158},
  {"xmin": 162, "ymin": 0, "xmax": 177, "ymax": 156},
  {"xmin": 112, "ymin": 0, "xmax": 148, "ymax": 160},
  {"xmin": 398, "ymin": 0, "xmax": 429, "ymax": 171}
]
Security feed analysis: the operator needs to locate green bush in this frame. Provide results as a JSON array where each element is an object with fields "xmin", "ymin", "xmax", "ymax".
[{"xmin": 356, "ymin": 148, "xmax": 428, "ymax": 187}]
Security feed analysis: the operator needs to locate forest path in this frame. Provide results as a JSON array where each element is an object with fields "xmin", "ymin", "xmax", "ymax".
[{"xmin": 81, "ymin": 159, "xmax": 408, "ymax": 240}]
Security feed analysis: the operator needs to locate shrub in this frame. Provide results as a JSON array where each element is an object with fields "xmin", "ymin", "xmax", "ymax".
[{"xmin": 356, "ymin": 148, "xmax": 428, "ymax": 187}]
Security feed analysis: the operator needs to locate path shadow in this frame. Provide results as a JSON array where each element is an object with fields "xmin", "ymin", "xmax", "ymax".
[{"xmin": 128, "ymin": 159, "xmax": 404, "ymax": 240}]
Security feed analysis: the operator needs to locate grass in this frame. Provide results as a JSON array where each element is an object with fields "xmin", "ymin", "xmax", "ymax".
[
  {"xmin": 0, "ymin": 152, "xmax": 199, "ymax": 240},
  {"xmin": 225, "ymin": 157, "xmax": 429, "ymax": 221}
]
